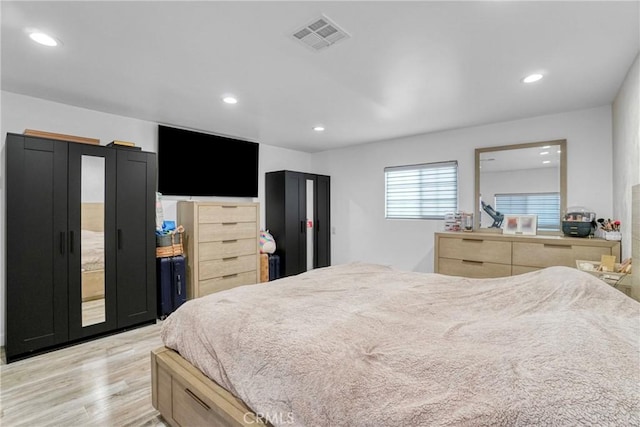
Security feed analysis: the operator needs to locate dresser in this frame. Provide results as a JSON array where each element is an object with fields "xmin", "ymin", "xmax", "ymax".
[
  {"xmin": 177, "ymin": 201, "xmax": 260, "ymax": 299},
  {"xmin": 434, "ymin": 232, "xmax": 621, "ymax": 278}
]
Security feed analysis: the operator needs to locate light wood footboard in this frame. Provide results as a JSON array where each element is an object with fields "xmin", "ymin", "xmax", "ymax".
[{"xmin": 151, "ymin": 347, "xmax": 267, "ymax": 427}]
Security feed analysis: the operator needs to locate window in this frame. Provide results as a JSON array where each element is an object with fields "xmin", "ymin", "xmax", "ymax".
[
  {"xmin": 494, "ymin": 192, "xmax": 560, "ymax": 231},
  {"xmin": 385, "ymin": 161, "xmax": 458, "ymax": 219}
]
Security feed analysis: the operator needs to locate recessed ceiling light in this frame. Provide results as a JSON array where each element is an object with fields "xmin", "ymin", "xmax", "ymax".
[
  {"xmin": 557, "ymin": 150, "xmax": 562, "ymax": 153},
  {"xmin": 540, "ymin": 151, "xmax": 549, "ymax": 155},
  {"xmin": 222, "ymin": 96, "xmax": 238, "ymax": 104},
  {"xmin": 542, "ymin": 145, "xmax": 550, "ymax": 149},
  {"xmin": 542, "ymin": 160, "xmax": 551, "ymax": 164},
  {"xmin": 29, "ymin": 32, "xmax": 58, "ymax": 47},
  {"xmin": 522, "ymin": 73, "xmax": 543, "ymax": 83},
  {"xmin": 313, "ymin": 126, "xmax": 325, "ymax": 132}
]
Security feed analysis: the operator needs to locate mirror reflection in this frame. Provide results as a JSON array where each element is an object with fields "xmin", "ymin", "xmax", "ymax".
[
  {"xmin": 475, "ymin": 140, "xmax": 566, "ymax": 233},
  {"xmin": 81, "ymin": 155, "xmax": 106, "ymax": 327}
]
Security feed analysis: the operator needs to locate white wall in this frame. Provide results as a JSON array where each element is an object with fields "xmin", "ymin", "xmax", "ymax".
[
  {"xmin": 612, "ymin": 53, "xmax": 640, "ymax": 259},
  {"xmin": 0, "ymin": 90, "xmax": 312, "ymax": 346},
  {"xmin": 312, "ymin": 105, "xmax": 614, "ymax": 273}
]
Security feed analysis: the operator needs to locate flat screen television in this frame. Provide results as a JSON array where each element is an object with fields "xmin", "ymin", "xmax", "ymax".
[{"xmin": 157, "ymin": 125, "xmax": 259, "ymax": 197}]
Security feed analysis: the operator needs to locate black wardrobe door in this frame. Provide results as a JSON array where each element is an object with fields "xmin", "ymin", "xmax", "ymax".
[
  {"xmin": 284, "ymin": 172, "xmax": 307, "ymax": 276},
  {"xmin": 6, "ymin": 135, "xmax": 68, "ymax": 360},
  {"xmin": 115, "ymin": 150, "xmax": 157, "ymax": 327},
  {"xmin": 315, "ymin": 175, "xmax": 331, "ymax": 268}
]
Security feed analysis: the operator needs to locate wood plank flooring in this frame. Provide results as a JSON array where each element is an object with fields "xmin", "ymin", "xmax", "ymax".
[{"xmin": 0, "ymin": 322, "xmax": 167, "ymax": 426}]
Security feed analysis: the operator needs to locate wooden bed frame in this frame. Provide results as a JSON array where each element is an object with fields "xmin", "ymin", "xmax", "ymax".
[
  {"xmin": 151, "ymin": 347, "xmax": 267, "ymax": 426},
  {"xmin": 151, "ymin": 184, "xmax": 640, "ymax": 426}
]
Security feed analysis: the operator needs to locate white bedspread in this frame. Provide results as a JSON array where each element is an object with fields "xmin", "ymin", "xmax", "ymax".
[{"xmin": 161, "ymin": 263, "xmax": 640, "ymax": 426}]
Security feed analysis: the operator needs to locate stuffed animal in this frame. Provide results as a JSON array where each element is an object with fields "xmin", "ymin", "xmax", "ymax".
[{"xmin": 259, "ymin": 229, "xmax": 276, "ymax": 254}]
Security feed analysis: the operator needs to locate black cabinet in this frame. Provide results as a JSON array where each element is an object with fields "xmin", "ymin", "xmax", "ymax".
[
  {"xmin": 5, "ymin": 133, "xmax": 156, "ymax": 362},
  {"xmin": 265, "ymin": 170, "xmax": 331, "ymax": 277}
]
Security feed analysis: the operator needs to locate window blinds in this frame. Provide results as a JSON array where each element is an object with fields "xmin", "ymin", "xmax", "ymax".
[
  {"xmin": 385, "ymin": 161, "xmax": 458, "ymax": 219},
  {"xmin": 494, "ymin": 192, "xmax": 561, "ymax": 231}
]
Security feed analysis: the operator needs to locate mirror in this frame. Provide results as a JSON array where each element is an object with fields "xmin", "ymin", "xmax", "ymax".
[
  {"xmin": 306, "ymin": 178, "xmax": 314, "ymax": 270},
  {"xmin": 475, "ymin": 140, "xmax": 567, "ymax": 234},
  {"xmin": 81, "ymin": 155, "xmax": 106, "ymax": 327}
]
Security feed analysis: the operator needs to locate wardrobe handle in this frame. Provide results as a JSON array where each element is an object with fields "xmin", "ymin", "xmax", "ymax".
[
  {"xmin": 69, "ymin": 231, "xmax": 75, "ymax": 254},
  {"xmin": 316, "ymin": 219, "xmax": 319, "ymax": 231},
  {"xmin": 117, "ymin": 229, "xmax": 123, "ymax": 249},
  {"xmin": 60, "ymin": 232, "xmax": 66, "ymax": 254},
  {"xmin": 176, "ymin": 274, "xmax": 182, "ymax": 296},
  {"xmin": 301, "ymin": 220, "xmax": 305, "ymax": 233}
]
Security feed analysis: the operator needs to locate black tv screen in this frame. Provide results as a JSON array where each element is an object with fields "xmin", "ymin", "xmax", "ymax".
[{"xmin": 157, "ymin": 125, "xmax": 259, "ymax": 197}]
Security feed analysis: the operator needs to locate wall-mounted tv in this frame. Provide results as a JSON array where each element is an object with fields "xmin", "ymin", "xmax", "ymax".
[{"xmin": 157, "ymin": 125, "xmax": 259, "ymax": 197}]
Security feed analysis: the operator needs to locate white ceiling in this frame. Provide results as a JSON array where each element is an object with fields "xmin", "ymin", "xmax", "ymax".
[{"xmin": 2, "ymin": 1, "xmax": 638, "ymax": 153}]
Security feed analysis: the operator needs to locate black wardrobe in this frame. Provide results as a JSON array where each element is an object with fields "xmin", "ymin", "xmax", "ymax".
[
  {"xmin": 5, "ymin": 133, "xmax": 156, "ymax": 362},
  {"xmin": 265, "ymin": 170, "xmax": 330, "ymax": 277}
]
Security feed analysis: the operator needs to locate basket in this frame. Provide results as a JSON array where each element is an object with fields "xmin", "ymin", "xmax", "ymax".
[{"xmin": 156, "ymin": 230, "xmax": 184, "ymax": 258}]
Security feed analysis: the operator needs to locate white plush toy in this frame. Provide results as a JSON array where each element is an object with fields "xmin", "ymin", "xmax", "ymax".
[{"xmin": 259, "ymin": 229, "xmax": 276, "ymax": 254}]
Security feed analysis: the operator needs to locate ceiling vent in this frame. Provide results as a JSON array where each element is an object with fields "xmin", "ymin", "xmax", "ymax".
[{"xmin": 291, "ymin": 15, "xmax": 350, "ymax": 52}]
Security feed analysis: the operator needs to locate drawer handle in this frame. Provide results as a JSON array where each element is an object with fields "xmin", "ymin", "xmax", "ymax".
[
  {"xmin": 223, "ymin": 273, "xmax": 238, "ymax": 279},
  {"xmin": 462, "ymin": 259, "xmax": 484, "ymax": 265},
  {"xmin": 223, "ymin": 256, "xmax": 238, "ymax": 261},
  {"xmin": 461, "ymin": 239, "xmax": 482, "ymax": 242},
  {"xmin": 222, "ymin": 239, "xmax": 238, "ymax": 244},
  {"xmin": 221, "ymin": 206, "xmax": 238, "ymax": 209},
  {"xmin": 543, "ymin": 244, "xmax": 572, "ymax": 249},
  {"xmin": 185, "ymin": 388, "xmax": 210, "ymax": 410},
  {"xmin": 222, "ymin": 222, "xmax": 238, "ymax": 226}
]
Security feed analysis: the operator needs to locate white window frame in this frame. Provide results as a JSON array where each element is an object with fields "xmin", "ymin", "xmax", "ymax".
[{"xmin": 385, "ymin": 161, "xmax": 458, "ymax": 220}]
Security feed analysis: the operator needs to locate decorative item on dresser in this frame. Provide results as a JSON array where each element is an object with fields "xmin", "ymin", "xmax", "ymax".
[
  {"xmin": 434, "ymin": 232, "xmax": 621, "ymax": 279},
  {"xmin": 5, "ymin": 132, "xmax": 157, "ymax": 362},
  {"xmin": 177, "ymin": 201, "xmax": 260, "ymax": 299}
]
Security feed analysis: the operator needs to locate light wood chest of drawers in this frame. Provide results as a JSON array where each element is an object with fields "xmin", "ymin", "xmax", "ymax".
[
  {"xmin": 178, "ymin": 201, "xmax": 260, "ymax": 299},
  {"xmin": 435, "ymin": 232, "xmax": 621, "ymax": 279}
]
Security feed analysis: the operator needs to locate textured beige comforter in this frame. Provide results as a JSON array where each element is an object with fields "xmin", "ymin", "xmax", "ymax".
[{"xmin": 161, "ymin": 263, "xmax": 640, "ymax": 426}]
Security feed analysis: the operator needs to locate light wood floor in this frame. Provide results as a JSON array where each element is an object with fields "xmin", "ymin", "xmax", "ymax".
[{"xmin": 0, "ymin": 322, "xmax": 167, "ymax": 426}]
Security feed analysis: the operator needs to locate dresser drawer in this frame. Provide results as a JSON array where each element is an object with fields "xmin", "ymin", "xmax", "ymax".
[
  {"xmin": 200, "ymin": 254, "xmax": 256, "ymax": 280},
  {"xmin": 199, "ymin": 271, "xmax": 258, "ymax": 296},
  {"xmin": 199, "ymin": 222, "xmax": 257, "ymax": 242},
  {"xmin": 199, "ymin": 238, "xmax": 257, "ymax": 261},
  {"xmin": 438, "ymin": 258, "xmax": 511, "ymax": 278},
  {"xmin": 199, "ymin": 205, "xmax": 257, "ymax": 223},
  {"xmin": 439, "ymin": 237, "xmax": 511, "ymax": 264},
  {"xmin": 512, "ymin": 242, "xmax": 613, "ymax": 268}
]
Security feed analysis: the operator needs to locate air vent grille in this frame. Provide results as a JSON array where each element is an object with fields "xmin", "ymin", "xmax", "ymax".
[{"xmin": 291, "ymin": 15, "xmax": 350, "ymax": 51}]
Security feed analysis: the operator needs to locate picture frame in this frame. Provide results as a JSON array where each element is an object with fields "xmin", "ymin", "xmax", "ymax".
[{"xmin": 502, "ymin": 214, "xmax": 537, "ymax": 235}]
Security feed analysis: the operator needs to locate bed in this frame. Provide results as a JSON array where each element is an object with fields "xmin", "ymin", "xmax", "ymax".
[
  {"xmin": 152, "ymin": 184, "xmax": 640, "ymax": 426},
  {"xmin": 152, "ymin": 261, "xmax": 639, "ymax": 426}
]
